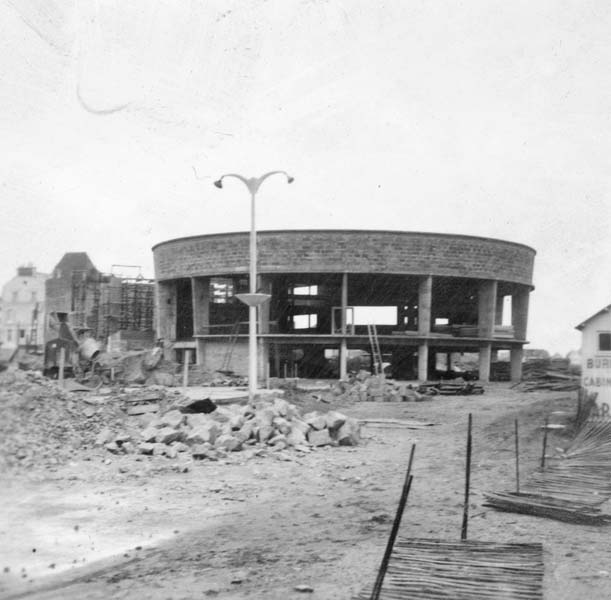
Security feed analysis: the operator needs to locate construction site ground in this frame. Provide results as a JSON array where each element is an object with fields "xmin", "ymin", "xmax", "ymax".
[{"xmin": 1, "ymin": 383, "xmax": 609, "ymax": 600}]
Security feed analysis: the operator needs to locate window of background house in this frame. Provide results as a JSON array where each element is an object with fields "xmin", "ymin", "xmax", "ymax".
[{"xmin": 599, "ymin": 332, "xmax": 611, "ymax": 351}]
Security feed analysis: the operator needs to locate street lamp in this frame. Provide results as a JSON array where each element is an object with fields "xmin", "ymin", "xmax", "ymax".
[{"xmin": 213, "ymin": 171, "xmax": 294, "ymax": 403}]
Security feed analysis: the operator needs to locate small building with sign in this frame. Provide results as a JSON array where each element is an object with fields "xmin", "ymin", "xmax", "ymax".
[{"xmin": 576, "ymin": 304, "xmax": 611, "ymax": 416}]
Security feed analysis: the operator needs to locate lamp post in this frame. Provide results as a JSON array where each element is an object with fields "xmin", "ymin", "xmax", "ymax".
[{"xmin": 213, "ymin": 171, "xmax": 294, "ymax": 403}]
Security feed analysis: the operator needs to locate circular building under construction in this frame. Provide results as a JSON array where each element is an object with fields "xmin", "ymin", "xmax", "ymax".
[{"xmin": 152, "ymin": 230, "xmax": 535, "ymax": 382}]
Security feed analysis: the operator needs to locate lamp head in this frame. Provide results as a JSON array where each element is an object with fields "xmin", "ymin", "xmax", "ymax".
[
  {"xmin": 213, "ymin": 179, "xmax": 223, "ymax": 189},
  {"xmin": 287, "ymin": 175, "xmax": 295, "ymax": 184}
]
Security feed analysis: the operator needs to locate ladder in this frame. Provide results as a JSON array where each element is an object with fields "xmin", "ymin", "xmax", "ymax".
[
  {"xmin": 219, "ymin": 321, "xmax": 241, "ymax": 374},
  {"xmin": 367, "ymin": 323, "xmax": 384, "ymax": 376}
]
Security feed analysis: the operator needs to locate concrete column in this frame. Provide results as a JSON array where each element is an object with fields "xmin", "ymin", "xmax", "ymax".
[
  {"xmin": 510, "ymin": 346, "xmax": 524, "ymax": 382},
  {"xmin": 495, "ymin": 294, "xmax": 504, "ymax": 326},
  {"xmin": 418, "ymin": 275, "xmax": 432, "ymax": 335},
  {"xmin": 512, "ymin": 286, "xmax": 530, "ymax": 340},
  {"xmin": 479, "ymin": 342, "xmax": 492, "ymax": 382},
  {"xmin": 258, "ymin": 276, "xmax": 273, "ymax": 335},
  {"xmin": 258, "ymin": 276, "xmax": 273, "ymax": 381},
  {"xmin": 191, "ymin": 277, "xmax": 210, "ymax": 336},
  {"xmin": 418, "ymin": 342, "xmax": 428, "ymax": 382},
  {"xmin": 478, "ymin": 280, "xmax": 497, "ymax": 338},
  {"xmin": 339, "ymin": 273, "xmax": 348, "ymax": 380},
  {"xmin": 191, "ymin": 277, "xmax": 210, "ymax": 366},
  {"xmin": 156, "ymin": 281, "xmax": 176, "ymax": 342}
]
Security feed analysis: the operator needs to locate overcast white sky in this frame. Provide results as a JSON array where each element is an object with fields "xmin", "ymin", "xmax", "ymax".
[{"xmin": 2, "ymin": 0, "xmax": 611, "ymax": 354}]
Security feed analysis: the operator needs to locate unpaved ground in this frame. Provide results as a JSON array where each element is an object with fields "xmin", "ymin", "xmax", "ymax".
[{"xmin": 1, "ymin": 384, "xmax": 610, "ymax": 600}]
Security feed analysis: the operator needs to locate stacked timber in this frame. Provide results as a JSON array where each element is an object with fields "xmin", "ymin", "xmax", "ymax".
[
  {"xmin": 483, "ymin": 491, "xmax": 611, "ymax": 525},
  {"xmin": 418, "ymin": 381, "xmax": 484, "ymax": 396},
  {"xmin": 514, "ymin": 359, "xmax": 580, "ymax": 392}
]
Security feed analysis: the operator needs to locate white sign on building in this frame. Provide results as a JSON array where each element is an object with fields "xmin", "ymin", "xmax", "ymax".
[{"xmin": 576, "ymin": 305, "xmax": 611, "ymax": 417}]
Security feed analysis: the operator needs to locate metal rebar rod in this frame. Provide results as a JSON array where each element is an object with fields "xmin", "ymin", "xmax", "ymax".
[
  {"xmin": 540, "ymin": 417, "xmax": 549, "ymax": 469},
  {"xmin": 370, "ymin": 444, "xmax": 416, "ymax": 600},
  {"xmin": 461, "ymin": 413, "xmax": 473, "ymax": 541},
  {"xmin": 515, "ymin": 418, "xmax": 520, "ymax": 494}
]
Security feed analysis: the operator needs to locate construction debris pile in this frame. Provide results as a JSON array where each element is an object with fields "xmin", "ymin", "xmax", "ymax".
[
  {"xmin": 285, "ymin": 372, "xmax": 485, "ymax": 404},
  {"xmin": 99, "ymin": 397, "xmax": 362, "ymax": 462},
  {"xmin": 0, "ymin": 370, "xmax": 126, "ymax": 472},
  {"xmin": 0, "ymin": 364, "xmax": 362, "ymax": 471},
  {"xmin": 96, "ymin": 348, "xmax": 178, "ymax": 386},
  {"xmin": 307, "ymin": 374, "xmax": 428, "ymax": 403},
  {"xmin": 514, "ymin": 359, "xmax": 580, "ymax": 392},
  {"xmin": 94, "ymin": 350, "xmax": 248, "ymax": 388}
]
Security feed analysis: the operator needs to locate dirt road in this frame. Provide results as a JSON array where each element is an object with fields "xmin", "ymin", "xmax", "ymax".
[{"xmin": 1, "ymin": 384, "xmax": 609, "ymax": 600}]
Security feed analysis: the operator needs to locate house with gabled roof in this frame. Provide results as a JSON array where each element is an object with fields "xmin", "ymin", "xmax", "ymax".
[{"xmin": 576, "ymin": 304, "xmax": 611, "ymax": 416}]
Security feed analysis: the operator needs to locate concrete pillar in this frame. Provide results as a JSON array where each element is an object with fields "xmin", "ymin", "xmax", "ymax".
[
  {"xmin": 191, "ymin": 277, "xmax": 210, "ymax": 366},
  {"xmin": 339, "ymin": 273, "xmax": 348, "ymax": 380},
  {"xmin": 258, "ymin": 276, "xmax": 273, "ymax": 335},
  {"xmin": 258, "ymin": 276, "xmax": 273, "ymax": 381},
  {"xmin": 156, "ymin": 281, "xmax": 176, "ymax": 342},
  {"xmin": 191, "ymin": 277, "xmax": 210, "ymax": 335},
  {"xmin": 495, "ymin": 294, "xmax": 504, "ymax": 326},
  {"xmin": 510, "ymin": 346, "xmax": 524, "ymax": 382},
  {"xmin": 478, "ymin": 280, "xmax": 497, "ymax": 338},
  {"xmin": 418, "ymin": 275, "xmax": 432, "ymax": 335},
  {"xmin": 512, "ymin": 286, "xmax": 530, "ymax": 340},
  {"xmin": 418, "ymin": 342, "xmax": 428, "ymax": 382},
  {"xmin": 479, "ymin": 342, "xmax": 492, "ymax": 383}
]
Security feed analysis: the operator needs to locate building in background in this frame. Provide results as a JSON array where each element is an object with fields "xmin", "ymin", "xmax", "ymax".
[
  {"xmin": 45, "ymin": 252, "xmax": 156, "ymax": 351},
  {"xmin": 153, "ymin": 230, "xmax": 535, "ymax": 382},
  {"xmin": 0, "ymin": 265, "xmax": 50, "ymax": 351},
  {"xmin": 576, "ymin": 304, "xmax": 611, "ymax": 415}
]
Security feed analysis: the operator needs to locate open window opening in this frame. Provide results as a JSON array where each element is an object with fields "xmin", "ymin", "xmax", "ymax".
[
  {"xmin": 291, "ymin": 285, "xmax": 319, "ymax": 296},
  {"xmin": 293, "ymin": 314, "xmax": 318, "ymax": 329},
  {"xmin": 352, "ymin": 306, "xmax": 397, "ymax": 326}
]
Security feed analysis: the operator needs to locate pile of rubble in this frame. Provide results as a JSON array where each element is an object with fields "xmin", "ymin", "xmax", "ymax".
[
  {"xmin": 318, "ymin": 373, "xmax": 427, "ymax": 403},
  {"xmin": 0, "ymin": 370, "xmax": 126, "ymax": 472},
  {"xmin": 98, "ymin": 396, "xmax": 361, "ymax": 461},
  {"xmin": 95, "ymin": 349, "xmax": 248, "ymax": 388},
  {"xmin": 96, "ymin": 348, "xmax": 178, "ymax": 386}
]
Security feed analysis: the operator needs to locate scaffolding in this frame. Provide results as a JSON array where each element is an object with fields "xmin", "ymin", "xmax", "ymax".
[
  {"xmin": 68, "ymin": 271, "xmax": 154, "ymax": 341},
  {"xmin": 120, "ymin": 279, "xmax": 155, "ymax": 331}
]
